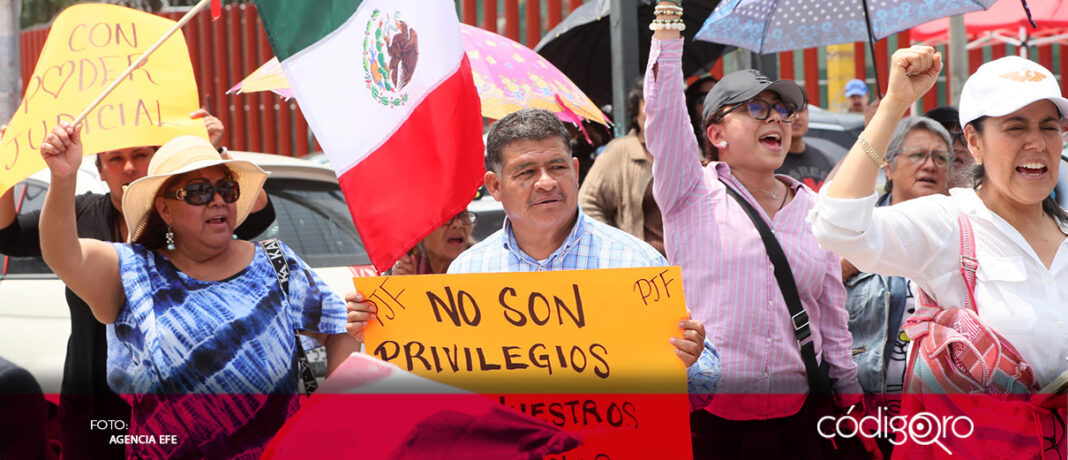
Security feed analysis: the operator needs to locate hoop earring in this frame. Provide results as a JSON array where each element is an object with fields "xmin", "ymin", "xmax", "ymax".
[{"xmin": 165, "ymin": 226, "xmax": 175, "ymax": 251}]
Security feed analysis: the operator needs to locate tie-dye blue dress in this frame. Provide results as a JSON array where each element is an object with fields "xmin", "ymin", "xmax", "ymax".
[{"xmin": 106, "ymin": 240, "xmax": 347, "ymax": 459}]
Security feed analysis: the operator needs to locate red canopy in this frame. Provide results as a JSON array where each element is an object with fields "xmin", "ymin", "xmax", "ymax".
[{"xmin": 911, "ymin": 0, "xmax": 1068, "ymax": 44}]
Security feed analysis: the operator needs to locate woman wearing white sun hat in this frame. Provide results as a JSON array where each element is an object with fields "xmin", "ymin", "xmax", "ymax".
[
  {"xmin": 37, "ymin": 123, "xmax": 361, "ymax": 458},
  {"xmin": 811, "ymin": 47, "xmax": 1068, "ymax": 458}
]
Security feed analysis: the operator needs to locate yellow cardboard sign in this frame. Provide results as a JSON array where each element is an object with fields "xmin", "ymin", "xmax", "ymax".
[
  {"xmin": 0, "ymin": 3, "xmax": 206, "ymax": 194},
  {"xmin": 356, "ymin": 267, "xmax": 689, "ymax": 394},
  {"xmin": 827, "ymin": 43, "xmax": 857, "ymax": 112}
]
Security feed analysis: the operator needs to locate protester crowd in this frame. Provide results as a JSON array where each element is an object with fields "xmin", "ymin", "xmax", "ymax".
[{"xmin": 2, "ymin": 0, "xmax": 1068, "ymax": 459}]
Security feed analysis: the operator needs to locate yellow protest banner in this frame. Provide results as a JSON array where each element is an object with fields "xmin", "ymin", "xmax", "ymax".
[
  {"xmin": 355, "ymin": 267, "xmax": 694, "ymax": 459},
  {"xmin": 0, "ymin": 3, "xmax": 206, "ymax": 194},
  {"xmin": 357, "ymin": 267, "xmax": 689, "ymax": 394}
]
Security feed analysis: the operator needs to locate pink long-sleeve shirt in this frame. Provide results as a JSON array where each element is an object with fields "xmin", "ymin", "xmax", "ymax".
[{"xmin": 643, "ymin": 38, "xmax": 860, "ymax": 420}]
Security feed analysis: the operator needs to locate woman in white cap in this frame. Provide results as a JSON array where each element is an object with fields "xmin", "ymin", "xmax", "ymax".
[
  {"xmin": 37, "ymin": 122, "xmax": 360, "ymax": 459},
  {"xmin": 812, "ymin": 47, "xmax": 1068, "ymax": 457},
  {"xmin": 644, "ymin": 3, "xmax": 869, "ymax": 458}
]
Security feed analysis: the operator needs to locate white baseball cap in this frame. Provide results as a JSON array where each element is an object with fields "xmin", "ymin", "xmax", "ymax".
[{"xmin": 958, "ymin": 56, "xmax": 1068, "ymax": 129}]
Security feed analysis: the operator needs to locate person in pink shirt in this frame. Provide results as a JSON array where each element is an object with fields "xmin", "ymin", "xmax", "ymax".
[{"xmin": 644, "ymin": 2, "xmax": 872, "ymax": 458}]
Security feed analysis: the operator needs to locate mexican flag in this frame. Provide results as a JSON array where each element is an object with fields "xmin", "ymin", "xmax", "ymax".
[{"xmin": 254, "ymin": 0, "xmax": 485, "ymax": 271}]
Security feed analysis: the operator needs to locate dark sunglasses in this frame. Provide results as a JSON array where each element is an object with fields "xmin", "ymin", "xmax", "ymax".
[
  {"xmin": 719, "ymin": 97, "xmax": 798, "ymax": 123},
  {"xmin": 166, "ymin": 178, "xmax": 240, "ymax": 205},
  {"xmin": 945, "ymin": 128, "xmax": 965, "ymax": 145}
]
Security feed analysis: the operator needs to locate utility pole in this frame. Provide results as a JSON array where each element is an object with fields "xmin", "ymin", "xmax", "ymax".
[
  {"xmin": 610, "ymin": 0, "xmax": 638, "ymax": 138},
  {"xmin": 732, "ymin": 49, "xmax": 750, "ymax": 73},
  {"xmin": 0, "ymin": 0, "xmax": 18, "ymax": 125},
  {"xmin": 949, "ymin": 15, "xmax": 967, "ymax": 106},
  {"xmin": 753, "ymin": 52, "xmax": 777, "ymax": 80}
]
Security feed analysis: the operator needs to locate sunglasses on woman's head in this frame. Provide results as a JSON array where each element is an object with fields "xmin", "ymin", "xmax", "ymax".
[
  {"xmin": 719, "ymin": 98, "xmax": 798, "ymax": 123},
  {"xmin": 167, "ymin": 179, "xmax": 240, "ymax": 205}
]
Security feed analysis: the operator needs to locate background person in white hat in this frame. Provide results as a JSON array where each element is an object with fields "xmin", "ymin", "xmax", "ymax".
[
  {"xmin": 813, "ymin": 48, "xmax": 1068, "ymax": 456},
  {"xmin": 36, "ymin": 122, "xmax": 359, "ymax": 459}
]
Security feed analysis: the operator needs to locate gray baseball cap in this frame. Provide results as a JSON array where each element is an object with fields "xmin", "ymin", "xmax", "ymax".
[{"xmin": 701, "ymin": 69, "xmax": 806, "ymax": 122}]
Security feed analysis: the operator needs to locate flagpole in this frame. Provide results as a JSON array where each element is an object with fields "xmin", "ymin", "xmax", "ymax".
[{"xmin": 72, "ymin": 0, "xmax": 212, "ymax": 126}]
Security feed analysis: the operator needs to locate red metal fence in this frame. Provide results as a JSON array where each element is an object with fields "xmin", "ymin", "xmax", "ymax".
[{"xmin": 17, "ymin": 1, "xmax": 1068, "ymax": 156}]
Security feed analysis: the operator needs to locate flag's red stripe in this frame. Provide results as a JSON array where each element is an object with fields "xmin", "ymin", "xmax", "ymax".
[{"xmin": 338, "ymin": 56, "xmax": 485, "ymax": 271}]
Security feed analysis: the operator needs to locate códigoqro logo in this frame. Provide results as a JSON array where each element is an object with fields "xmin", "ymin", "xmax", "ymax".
[{"xmin": 817, "ymin": 405, "xmax": 974, "ymax": 455}]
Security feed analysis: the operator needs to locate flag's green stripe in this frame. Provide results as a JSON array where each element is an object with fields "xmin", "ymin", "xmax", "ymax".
[{"xmin": 254, "ymin": 0, "xmax": 362, "ymax": 61}]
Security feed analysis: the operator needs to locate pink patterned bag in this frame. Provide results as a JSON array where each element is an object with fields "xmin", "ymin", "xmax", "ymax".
[{"xmin": 896, "ymin": 215, "xmax": 1066, "ymax": 460}]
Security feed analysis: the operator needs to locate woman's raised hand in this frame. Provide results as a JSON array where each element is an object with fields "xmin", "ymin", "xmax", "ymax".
[
  {"xmin": 885, "ymin": 46, "xmax": 942, "ymax": 108},
  {"xmin": 40, "ymin": 121, "xmax": 84, "ymax": 179}
]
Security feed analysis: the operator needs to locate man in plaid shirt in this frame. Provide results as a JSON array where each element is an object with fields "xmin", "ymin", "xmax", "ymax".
[{"xmin": 347, "ymin": 108, "xmax": 719, "ymax": 400}]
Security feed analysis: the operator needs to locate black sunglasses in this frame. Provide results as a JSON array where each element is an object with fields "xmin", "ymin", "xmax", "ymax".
[
  {"xmin": 950, "ymin": 130, "xmax": 966, "ymax": 145},
  {"xmin": 719, "ymin": 97, "xmax": 798, "ymax": 123},
  {"xmin": 166, "ymin": 178, "xmax": 240, "ymax": 205}
]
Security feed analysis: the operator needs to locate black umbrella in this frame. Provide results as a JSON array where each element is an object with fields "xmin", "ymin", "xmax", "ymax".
[{"xmin": 535, "ymin": 0, "xmax": 730, "ymax": 109}]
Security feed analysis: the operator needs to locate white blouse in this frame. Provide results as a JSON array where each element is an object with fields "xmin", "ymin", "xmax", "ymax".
[{"xmin": 809, "ymin": 187, "xmax": 1068, "ymax": 386}]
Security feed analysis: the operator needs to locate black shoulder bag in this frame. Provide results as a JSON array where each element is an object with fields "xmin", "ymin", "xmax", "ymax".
[
  {"xmin": 260, "ymin": 239, "xmax": 319, "ymax": 396},
  {"xmin": 719, "ymin": 183, "xmax": 835, "ymax": 397}
]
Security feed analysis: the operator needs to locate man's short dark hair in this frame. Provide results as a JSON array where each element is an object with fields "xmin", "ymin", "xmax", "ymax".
[{"xmin": 485, "ymin": 108, "xmax": 571, "ymax": 173}]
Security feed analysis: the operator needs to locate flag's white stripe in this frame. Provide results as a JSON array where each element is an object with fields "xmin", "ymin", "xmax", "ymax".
[{"xmin": 281, "ymin": 0, "xmax": 466, "ymax": 176}]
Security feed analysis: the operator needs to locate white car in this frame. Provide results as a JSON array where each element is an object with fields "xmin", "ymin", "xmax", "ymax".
[{"xmin": 0, "ymin": 152, "xmax": 380, "ymax": 392}]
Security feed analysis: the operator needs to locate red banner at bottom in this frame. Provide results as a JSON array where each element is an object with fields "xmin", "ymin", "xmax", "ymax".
[
  {"xmin": 7, "ymin": 393, "xmax": 1065, "ymax": 459},
  {"xmin": 264, "ymin": 393, "xmax": 691, "ymax": 460}
]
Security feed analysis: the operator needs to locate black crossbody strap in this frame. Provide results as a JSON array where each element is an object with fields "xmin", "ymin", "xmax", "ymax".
[
  {"xmin": 260, "ymin": 239, "xmax": 318, "ymax": 396},
  {"xmin": 720, "ymin": 183, "xmax": 832, "ymax": 395}
]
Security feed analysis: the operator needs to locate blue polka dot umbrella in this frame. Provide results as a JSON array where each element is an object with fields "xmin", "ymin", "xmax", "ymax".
[
  {"xmin": 694, "ymin": 0, "xmax": 999, "ymax": 93},
  {"xmin": 696, "ymin": 0, "xmax": 998, "ymax": 54}
]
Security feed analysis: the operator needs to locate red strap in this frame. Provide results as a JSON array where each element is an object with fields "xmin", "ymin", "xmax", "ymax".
[
  {"xmin": 211, "ymin": 0, "xmax": 222, "ymax": 20},
  {"xmin": 957, "ymin": 214, "xmax": 979, "ymax": 313},
  {"xmin": 911, "ymin": 214, "xmax": 978, "ymax": 322}
]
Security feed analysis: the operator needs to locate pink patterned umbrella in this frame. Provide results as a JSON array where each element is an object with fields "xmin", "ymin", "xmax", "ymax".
[
  {"xmin": 228, "ymin": 25, "xmax": 607, "ymax": 126},
  {"xmin": 459, "ymin": 24, "xmax": 607, "ymax": 125}
]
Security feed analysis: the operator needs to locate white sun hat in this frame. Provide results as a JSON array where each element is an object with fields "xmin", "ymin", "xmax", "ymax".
[{"xmin": 122, "ymin": 135, "xmax": 268, "ymax": 243}]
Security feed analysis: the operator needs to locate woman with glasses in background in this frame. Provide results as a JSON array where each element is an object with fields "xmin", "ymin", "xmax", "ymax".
[
  {"xmin": 643, "ymin": 3, "xmax": 867, "ymax": 457},
  {"xmin": 880, "ymin": 117, "xmax": 955, "ymax": 206},
  {"xmin": 391, "ymin": 210, "xmax": 476, "ymax": 275}
]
